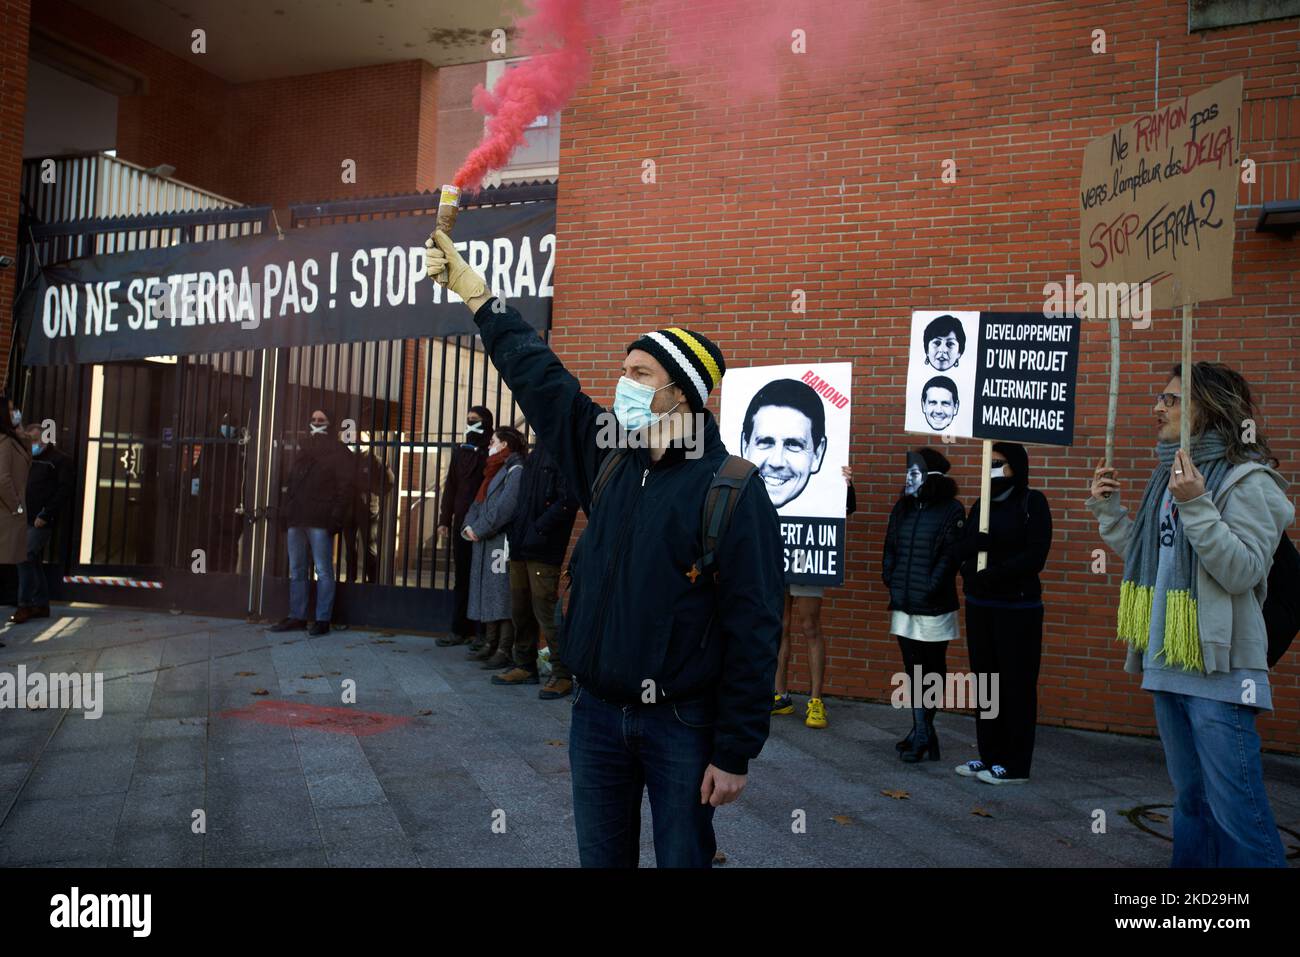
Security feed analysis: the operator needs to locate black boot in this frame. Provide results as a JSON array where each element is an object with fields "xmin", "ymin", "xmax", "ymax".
[
  {"xmin": 895, "ymin": 709, "xmax": 919, "ymax": 753},
  {"xmin": 901, "ymin": 708, "xmax": 940, "ymax": 763}
]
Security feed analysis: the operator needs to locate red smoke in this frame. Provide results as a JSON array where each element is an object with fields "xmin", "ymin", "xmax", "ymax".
[{"xmin": 454, "ymin": 0, "xmax": 619, "ymax": 191}]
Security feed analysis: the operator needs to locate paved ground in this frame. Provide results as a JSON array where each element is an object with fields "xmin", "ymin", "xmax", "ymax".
[{"xmin": 1, "ymin": 603, "xmax": 1297, "ymax": 868}]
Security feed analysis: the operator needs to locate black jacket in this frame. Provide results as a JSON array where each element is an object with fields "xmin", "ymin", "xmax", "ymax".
[
  {"xmin": 474, "ymin": 300, "xmax": 785, "ymax": 775},
  {"xmin": 281, "ymin": 434, "xmax": 353, "ymax": 532},
  {"xmin": 26, "ymin": 444, "xmax": 74, "ymax": 528},
  {"xmin": 957, "ymin": 485, "xmax": 1053, "ymax": 604},
  {"xmin": 881, "ymin": 475, "xmax": 964, "ymax": 615},
  {"xmin": 438, "ymin": 443, "xmax": 488, "ymax": 530},
  {"xmin": 509, "ymin": 445, "xmax": 578, "ymax": 566}
]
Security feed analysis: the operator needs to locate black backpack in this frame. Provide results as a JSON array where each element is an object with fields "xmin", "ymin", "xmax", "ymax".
[
  {"xmin": 589, "ymin": 448, "xmax": 756, "ymax": 582},
  {"xmin": 553, "ymin": 450, "xmax": 757, "ymax": 637},
  {"xmin": 1264, "ymin": 532, "xmax": 1300, "ymax": 667}
]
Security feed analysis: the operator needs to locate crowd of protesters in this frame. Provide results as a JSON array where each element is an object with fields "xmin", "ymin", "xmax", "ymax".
[{"xmin": 1, "ymin": 256, "xmax": 1293, "ymax": 870}]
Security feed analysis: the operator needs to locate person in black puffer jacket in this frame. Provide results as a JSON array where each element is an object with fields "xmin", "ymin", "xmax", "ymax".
[
  {"xmin": 954, "ymin": 441, "xmax": 1053, "ymax": 785},
  {"xmin": 882, "ymin": 448, "xmax": 965, "ymax": 763}
]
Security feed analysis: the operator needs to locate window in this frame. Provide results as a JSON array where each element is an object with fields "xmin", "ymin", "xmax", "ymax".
[
  {"xmin": 483, "ymin": 58, "xmax": 560, "ymax": 185},
  {"xmin": 1189, "ymin": 0, "xmax": 1300, "ymax": 31}
]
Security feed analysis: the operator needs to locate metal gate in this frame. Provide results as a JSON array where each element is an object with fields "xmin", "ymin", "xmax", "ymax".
[{"xmin": 10, "ymin": 180, "xmax": 554, "ymax": 632}]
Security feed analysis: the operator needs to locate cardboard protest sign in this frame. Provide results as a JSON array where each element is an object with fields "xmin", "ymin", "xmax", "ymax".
[
  {"xmin": 905, "ymin": 311, "xmax": 1080, "ymax": 447},
  {"xmin": 1079, "ymin": 75, "xmax": 1243, "ymax": 309},
  {"xmin": 720, "ymin": 362, "xmax": 852, "ymax": 587}
]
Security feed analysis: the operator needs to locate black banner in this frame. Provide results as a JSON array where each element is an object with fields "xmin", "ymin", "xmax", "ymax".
[
  {"xmin": 972, "ymin": 312, "xmax": 1080, "ymax": 447},
  {"xmin": 18, "ymin": 201, "xmax": 555, "ymax": 366}
]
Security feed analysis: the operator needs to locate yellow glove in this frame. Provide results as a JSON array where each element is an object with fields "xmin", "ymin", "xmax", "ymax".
[{"xmin": 424, "ymin": 230, "xmax": 488, "ymax": 303}]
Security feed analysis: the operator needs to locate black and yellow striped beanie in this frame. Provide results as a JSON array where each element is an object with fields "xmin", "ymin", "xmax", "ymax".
[{"xmin": 627, "ymin": 327, "xmax": 726, "ymax": 412}]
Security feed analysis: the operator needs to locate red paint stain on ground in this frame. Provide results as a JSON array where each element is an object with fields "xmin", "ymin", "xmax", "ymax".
[{"xmin": 217, "ymin": 700, "xmax": 412, "ymax": 736}]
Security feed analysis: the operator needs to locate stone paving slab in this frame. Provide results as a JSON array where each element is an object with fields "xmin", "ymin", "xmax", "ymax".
[{"xmin": 1, "ymin": 603, "xmax": 1298, "ymax": 868}]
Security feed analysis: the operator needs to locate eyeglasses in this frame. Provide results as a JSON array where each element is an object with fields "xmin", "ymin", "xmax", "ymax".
[{"xmin": 1154, "ymin": 393, "xmax": 1181, "ymax": 408}]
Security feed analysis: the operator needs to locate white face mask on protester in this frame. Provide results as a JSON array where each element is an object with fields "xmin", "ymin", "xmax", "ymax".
[
  {"xmin": 309, "ymin": 423, "xmax": 328, "ymax": 435},
  {"xmin": 488, "ymin": 440, "xmax": 505, "ymax": 456}
]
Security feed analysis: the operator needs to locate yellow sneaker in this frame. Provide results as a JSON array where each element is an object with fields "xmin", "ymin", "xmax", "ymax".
[
  {"xmin": 772, "ymin": 693, "xmax": 795, "ymax": 715},
  {"xmin": 805, "ymin": 697, "xmax": 827, "ymax": 729}
]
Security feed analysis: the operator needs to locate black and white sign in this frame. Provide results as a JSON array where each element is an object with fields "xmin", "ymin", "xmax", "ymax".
[
  {"xmin": 18, "ymin": 201, "xmax": 555, "ymax": 366},
  {"xmin": 720, "ymin": 361, "xmax": 852, "ymax": 587},
  {"xmin": 905, "ymin": 311, "xmax": 1079, "ymax": 447}
]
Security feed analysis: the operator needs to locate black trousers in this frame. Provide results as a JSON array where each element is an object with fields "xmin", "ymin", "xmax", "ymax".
[
  {"xmin": 965, "ymin": 603, "xmax": 1044, "ymax": 778},
  {"xmin": 895, "ymin": 636, "xmax": 948, "ymax": 707},
  {"xmin": 451, "ymin": 530, "xmax": 474, "ymax": 638}
]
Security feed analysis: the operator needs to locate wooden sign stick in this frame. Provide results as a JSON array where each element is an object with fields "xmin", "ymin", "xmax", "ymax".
[
  {"xmin": 1180, "ymin": 301, "xmax": 1194, "ymax": 451},
  {"xmin": 1104, "ymin": 300, "xmax": 1120, "ymax": 468}
]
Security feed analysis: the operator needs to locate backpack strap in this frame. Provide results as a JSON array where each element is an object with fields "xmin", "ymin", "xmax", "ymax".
[
  {"xmin": 690, "ymin": 455, "xmax": 757, "ymax": 584},
  {"xmin": 589, "ymin": 449, "xmax": 630, "ymax": 516}
]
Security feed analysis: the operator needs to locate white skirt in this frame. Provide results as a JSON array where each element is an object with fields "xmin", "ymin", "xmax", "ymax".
[{"xmin": 890, "ymin": 609, "xmax": 959, "ymax": 643}]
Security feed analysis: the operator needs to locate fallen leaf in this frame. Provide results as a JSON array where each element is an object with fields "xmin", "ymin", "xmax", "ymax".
[
  {"xmin": 971, "ymin": 807, "xmax": 993, "ymax": 818},
  {"xmin": 416, "ymin": 709, "xmax": 433, "ymax": 716},
  {"xmin": 712, "ymin": 850, "xmax": 727, "ymax": 864},
  {"xmin": 1145, "ymin": 811, "xmax": 1170, "ymax": 824},
  {"xmin": 329, "ymin": 671, "xmax": 342, "ymax": 676},
  {"xmin": 296, "ymin": 690, "xmax": 309, "ymax": 695},
  {"xmin": 545, "ymin": 739, "xmax": 565, "ymax": 747},
  {"xmin": 881, "ymin": 789, "xmax": 910, "ymax": 800},
  {"xmin": 234, "ymin": 671, "xmax": 257, "ymax": 677},
  {"xmin": 831, "ymin": 814, "xmax": 855, "ymax": 825},
  {"xmin": 300, "ymin": 674, "xmax": 322, "ymax": 679},
  {"xmin": 251, "ymin": 688, "xmax": 270, "ymax": 696}
]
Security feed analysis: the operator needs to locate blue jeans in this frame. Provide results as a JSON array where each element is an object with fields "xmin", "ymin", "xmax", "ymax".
[
  {"xmin": 287, "ymin": 526, "xmax": 336, "ymax": 622},
  {"xmin": 568, "ymin": 686, "xmax": 717, "ymax": 868},
  {"xmin": 1151, "ymin": 691, "xmax": 1286, "ymax": 868},
  {"xmin": 17, "ymin": 525, "xmax": 52, "ymax": 607}
]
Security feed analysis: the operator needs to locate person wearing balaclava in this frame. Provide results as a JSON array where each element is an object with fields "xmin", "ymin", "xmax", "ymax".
[
  {"xmin": 954, "ymin": 441, "xmax": 1053, "ymax": 785},
  {"xmin": 881, "ymin": 448, "xmax": 965, "ymax": 762},
  {"xmin": 435, "ymin": 404, "xmax": 494, "ymax": 647},
  {"xmin": 270, "ymin": 408, "xmax": 353, "ymax": 637}
]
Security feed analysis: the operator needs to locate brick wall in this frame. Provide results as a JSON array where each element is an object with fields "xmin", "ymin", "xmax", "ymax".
[
  {"xmin": 552, "ymin": 0, "xmax": 1300, "ymax": 752},
  {"xmin": 0, "ymin": 0, "xmax": 32, "ymax": 379}
]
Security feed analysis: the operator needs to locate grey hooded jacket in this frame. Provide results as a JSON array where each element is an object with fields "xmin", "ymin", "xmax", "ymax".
[{"xmin": 1088, "ymin": 460, "xmax": 1293, "ymax": 675}]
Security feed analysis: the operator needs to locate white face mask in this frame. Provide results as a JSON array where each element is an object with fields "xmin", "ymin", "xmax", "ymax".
[
  {"xmin": 488, "ymin": 440, "xmax": 504, "ymax": 456},
  {"xmin": 309, "ymin": 423, "xmax": 328, "ymax": 435},
  {"xmin": 10, "ymin": 410, "xmax": 20, "ymax": 427}
]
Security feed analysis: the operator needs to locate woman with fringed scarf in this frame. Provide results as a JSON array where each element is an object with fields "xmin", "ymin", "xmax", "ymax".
[
  {"xmin": 1089, "ymin": 361, "xmax": 1292, "ymax": 868},
  {"xmin": 463, "ymin": 426, "xmax": 528, "ymax": 671}
]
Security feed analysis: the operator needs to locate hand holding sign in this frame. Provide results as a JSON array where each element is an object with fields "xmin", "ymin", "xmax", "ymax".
[
  {"xmin": 1090, "ymin": 458, "xmax": 1120, "ymax": 500},
  {"xmin": 1168, "ymin": 448, "xmax": 1206, "ymax": 503}
]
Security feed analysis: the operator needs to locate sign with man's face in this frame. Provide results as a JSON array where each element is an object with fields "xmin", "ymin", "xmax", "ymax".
[
  {"xmin": 742, "ymin": 403, "xmax": 827, "ymax": 508},
  {"xmin": 905, "ymin": 310, "xmax": 1080, "ymax": 446},
  {"xmin": 721, "ymin": 362, "xmax": 852, "ymax": 588},
  {"xmin": 921, "ymin": 377, "xmax": 959, "ymax": 431}
]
